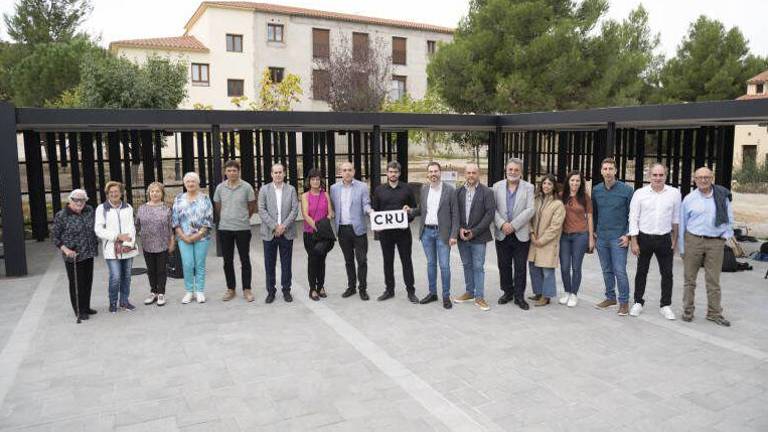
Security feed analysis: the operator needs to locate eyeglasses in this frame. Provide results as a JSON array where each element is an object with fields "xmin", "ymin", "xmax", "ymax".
[
  {"xmin": 71, "ymin": 198, "xmax": 86, "ymax": 204},
  {"xmin": 694, "ymin": 176, "xmax": 713, "ymax": 181}
]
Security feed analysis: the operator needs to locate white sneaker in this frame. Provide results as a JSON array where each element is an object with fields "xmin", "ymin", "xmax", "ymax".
[
  {"xmin": 567, "ymin": 294, "xmax": 578, "ymax": 307},
  {"xmin": 182, "ymin": 292, "xmax": 194, "ymax": 304},
  {"xmin": 558, "ymin": 294, "xmax": 570, "ymax": 305},
  {"xmin": 156, "ymin": 294, "xmax": 166, "ymax": 306},
  {"xmin": 195, "ymin": 292, "xmax": 206, "ymax": 303},
  {"xmin": 144, "ymin": 294, "xmax": 157, "ymax": 305},
  {"xmin": 629, "ymin": 302, "xmax": 644, "ymax": 317},
  {"xmin": 660, "ymin": 306, "xmax": 676, "ymax": 320}
]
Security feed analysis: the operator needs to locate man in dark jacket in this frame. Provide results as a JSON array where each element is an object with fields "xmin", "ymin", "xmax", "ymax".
[{"xmin": 454, "ymin": 163, "xmax": 496, "ymax": 311}]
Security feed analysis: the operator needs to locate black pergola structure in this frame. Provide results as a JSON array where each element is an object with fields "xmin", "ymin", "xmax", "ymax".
[{"xmin": 2, "ymin": 99, "xmax": 768, "ymax": 277}]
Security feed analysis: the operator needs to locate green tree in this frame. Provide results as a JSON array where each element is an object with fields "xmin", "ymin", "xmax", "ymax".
[
  {"xmin": 3, "ymin": 0, "xmax": 92, "ymax": 44},
  {"xmin": 428, "ymin": 0, "xmax": 660, "ymax": 113},
  {"xmin": 230, "ymin": 69, "xmax": 303, "ymax": 111},
  {"xmin": 77, "ymin": 52, "xmax": 188, "ymax": 109},
  {"xmin": 6, "ymin": 35, "xmax": 100, "ymax": 106},
  {"xmin": 656, "ymin": 16, "xmax": 768, "ymax": 103}
]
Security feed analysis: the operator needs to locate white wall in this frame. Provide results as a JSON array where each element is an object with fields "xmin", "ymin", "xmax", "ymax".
[{"xmin": 734, "ymin": 124, "xmax": 768, "ymax": 169}]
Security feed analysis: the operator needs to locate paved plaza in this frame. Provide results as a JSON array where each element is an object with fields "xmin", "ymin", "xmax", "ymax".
[{"xmin": 0, "ymin": 229, "xmax": 767, "ymax": 431}]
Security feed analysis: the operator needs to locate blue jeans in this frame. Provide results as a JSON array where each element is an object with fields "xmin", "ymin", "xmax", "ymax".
[
  {"xmin": 263, "ymin": 236, "xmax": 293, "ymax": 293},
  {"xmin": 529, "ymin": 262, "xmax": 556, "ymax": 298},
  {"xmin": 458, "ymin": 241, "xmax": 486, "ymax": 299},
  {"xmin": 596, "ymin": 236, "xmax": 630, "ymax": 304},
  {"xmin": 106, "ymin": 258, "xmax": 133, "ymax": 306},
  {"xmin": 421, "ymin": 227, "xmax": 451, "ymax": 297},
  {"xmin": 559, "ymin": 232, "xmax": 589, "ymax": 294},
  {"xmin": 178, "ymin": 239, "xmax": 210, "ymax": 293}
]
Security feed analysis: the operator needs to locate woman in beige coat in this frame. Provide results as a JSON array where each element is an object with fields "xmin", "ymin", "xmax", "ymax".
[{"xmin": 528, "ymin": 174, "xmax": 566, "ymax": 306}]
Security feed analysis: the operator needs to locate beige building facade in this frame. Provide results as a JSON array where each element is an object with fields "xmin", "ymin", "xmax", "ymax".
[
  {"xmin": 110, "ymin": 1, "xmax": 453, "ymax": 111},
  {"xmin": 734, "ymin": 70, "xmax": 768, "ymax": 168}
]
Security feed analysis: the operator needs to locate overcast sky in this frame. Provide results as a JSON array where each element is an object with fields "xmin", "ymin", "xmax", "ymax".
[{"xmin": 1, "ymin": 0, "xmax": 766, "ymax": 59}]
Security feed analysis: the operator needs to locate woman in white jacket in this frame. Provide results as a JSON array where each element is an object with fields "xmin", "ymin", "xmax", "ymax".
[{"xmin": 95, "ymin": 181, "xmax": 139, "ymax": 313}]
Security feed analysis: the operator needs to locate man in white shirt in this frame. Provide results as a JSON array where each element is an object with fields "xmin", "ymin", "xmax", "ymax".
[{"xmin": 628, "ymin": 163, "xmax": 681, "ymax": 320}]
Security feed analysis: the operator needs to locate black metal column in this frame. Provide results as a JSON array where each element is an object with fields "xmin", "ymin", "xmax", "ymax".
[
  {"xmin": 0, "ymin": 103, "xmax": 27, "ymax": 276},
  {"xmin": 240, "ymin": 130, "xmax": 255, "ymax": 187},
  {"xmin": 23, "ymin": 131, "xmax": 47, "ymax": 241},
  {"xmin": 211, "ymin": 125, "xmax": 222, "ymax": 257},
  {"xmin": 370, "ymin": 125, "xmax": 381, "ymax": 191},
  {"xmin": 396, "ymin": 131, "xmax": 409, "ymax": 183},
  {"xmin": 81, "ymin": 132, "xmax": 97, "ymax": 208}
]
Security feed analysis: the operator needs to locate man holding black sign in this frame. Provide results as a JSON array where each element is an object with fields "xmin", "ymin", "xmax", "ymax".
[{"xmin": 372, "ymin": 161, "xmax": 418, "ymax": 303}]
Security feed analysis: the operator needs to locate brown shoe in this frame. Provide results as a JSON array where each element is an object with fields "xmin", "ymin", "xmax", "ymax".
[
  {"xmin": 243, "ymin": 289, "xmax": 255, "ymax": 302},
  {"xmin": 617, "ymin": 303, "xmax": 629, "ymax": 316},
  {"xmin": 222, "ymin": 289, "xmax": 236, "ymax": 302},
  {"xmin": 475, "ymin": 298, "xmax": 490, "ymax": 311},
  {"xmin": 533, "ymin": 297, "xmax": 550, "ymax": 307},
  {"xmin": 594, "ymin": 299, "xmax": 618, "ymax": 310},
  {"xmin": 454, "ymin": 292, "xmax": 475, "ymax": 303}
]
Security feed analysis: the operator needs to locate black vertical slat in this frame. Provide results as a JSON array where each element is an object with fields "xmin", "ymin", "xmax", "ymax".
[
  {"xmin": 671, "ymin": 130, "xmax": 681, "ymax": 188},
  {"xmin": 254, "ymin": 130, "xmax": 262, "ymax": 187},
  {"xmin": 353, "ymin": 131, "xmax": 362, "ymax": 179},
  {"xmin": 59, "ymin": 132, "xmax": 68, "ymax": 167},
  {"xmin": 68, "ymin": 132, "xmax": 81, "ymax": 189},
  {"xmin": 319, "ymin": 132, "xmax": 327, "ymax": 177},
  {"xmin": 718, "ymin": 126, "xmax": 735, "ymax": 188},
  {"xmin": 681, "ymin": 129, "xmax": 694, "ymax": 196},
  {"xmin": 371, "ymin": 126, "xmax": 381, "ymax": 191},
  {"xmin": 181, "ymin": 132, "xmax": 195, "ymax": 175},
  {"xmin": 129, "ymin": 130, "xmax": 141, "ymax": 165},
  {"xmin": 195, "ymin": 132, "xmax": 207, "ymax": 187},
  {"xmin": 205, "ymin": 132, "xmax": 214, "ymax": 189},
  {"xmin": 45, "ymin": 132, "xmax": 62, "ymax": 213},
  {"xmin": 280, "ymin": 132, "xmax": 288, "ymax": 168},
  {"xmin": 23, "ymin": 131, "xmax": 47, "ymax": 240},
  {"xmin": 0, "ymin": 103, "xmax": 27, "ymax": 275},
  {"xmin": 211, "ymin": 126, "xmax": 223, "ymax": 188},
  {"xmin": 397, "ymin": 130, "xmax": 409, "ymax": 183},
  {"xmin": 122, "ymin": 131, "xmax": 133, "ymax": 205},
  {"xmin": 81, "ymin": 132, "xmax": 97, "ymax": 209},
  {"xmin": 95, "ymin": 133, "xmax": 106, "ymax": 203},
  {"xmin": 694, "ymin": 127, "xmax": 707, "ymax": 171},
  {"xmin": 107, "ymin": 131, "xmax": 122, "ymax": 182},
  {"xmin": 706, "ymin": 127, "xmax": 717, "ymax": 168},
  {"xmin": 287, "ymin": 132, "xmax": 298, "ymax": 190},
  {"xmin": 302, "ymin": 131, "xmax": 313, "ymax": 178},
  {"xmin": 556, "ymin": 131, "xmax": 568, "ymax": 183},
  {"xmin": 140, "ymin": 130, "xmax": 155, "ymax": 186},
  {"xmin": 262, "ymin": 130, "xmax": 272, "ymax": 183},
  {"xmin": 326, "ymin": 131, "xmax": 336, "ymax": 186},
  {"xmin": 240, "ymin": 130, "xmax": 255, "ymax": 187},
  {"xmin": 221, "ymin": 131, "xmax": 230, "ymax": 161},
  {"xmin": 634, "ymin": 130, "xmax": 646, "ymax": 189},
  {"xmin": 154, "ymin": 131, "xmax": 164, "ymax": 183}
]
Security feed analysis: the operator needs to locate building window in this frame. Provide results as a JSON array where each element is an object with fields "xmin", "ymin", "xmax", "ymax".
[
  {"xmin": 226, "ymin": 34, "xmax": 243, "ymax": 52},
  {"xmin": 313, "ymin": 28, "xmax": 330, "ymax": 60},
  {"xmin": 269, "ymin": 67, "xmax": 284, "ymax": 83},
  {"xmin": 312, "ymin": 69, "xmax": 330, "ymax": 101},
  {"xmin": 427, "ymin": 40, "xmax": 436, "ymax": 56},
  {"xmin": 191, "ymin": 63, "xmax": 209, "ymax": 86},
  {"xmin": 743, "ymin": 145, "xmax": 757, "ymax": 166},
  {"xmin": 227, "ymin": 79, "xmax": 244, "ymax": 97},
  {"xmin": 353, "ymin": 32, "xmax": 369, "ymax": 62},
  {"xmin": 758, "ymin": 83, "xmax": 765, "ymax": 94},
  {"xmin": 392, "ymin": 37, "xmax": 406, "ymax": 65},
  {"xmin": 390, "ymin": 75, "xmax": 407, "ymax": 100},
  {"xmin": 267, "ymin": 23, "xmax": 284, "ymax": 42}
]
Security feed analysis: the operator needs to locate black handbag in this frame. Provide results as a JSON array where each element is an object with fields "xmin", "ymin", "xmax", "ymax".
[{"xmin": 166, "ymin": 250, "xmax": 184, "ymax": 279}]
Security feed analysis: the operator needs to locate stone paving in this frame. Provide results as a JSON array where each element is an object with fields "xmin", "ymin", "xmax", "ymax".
[{"xmin": 1, "ymin": 229, "xmax": 767, "ymax": 431}]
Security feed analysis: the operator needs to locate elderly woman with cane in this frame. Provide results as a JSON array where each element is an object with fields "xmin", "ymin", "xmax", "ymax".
[{"xmin": 52, "ymin": 189, "xmax": 99, "ymax": 321}]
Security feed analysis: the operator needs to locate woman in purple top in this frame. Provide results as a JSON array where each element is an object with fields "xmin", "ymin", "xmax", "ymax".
[
  {"xmin": 301, "ymin": 168, "xmax": 335, "ymax": 300},
  {"xmin": 136, "ymin": 182, "xmax": 175, "ymax": 306}
]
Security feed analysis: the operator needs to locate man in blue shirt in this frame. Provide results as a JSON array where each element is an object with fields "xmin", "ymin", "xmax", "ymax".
[
  {"xmin": 592, "ymin": 158, "xmax": 634, "ymax": 316},
  {"xmin": 679, "ymin": 167, "xmax": 734, "ymax": 327}
]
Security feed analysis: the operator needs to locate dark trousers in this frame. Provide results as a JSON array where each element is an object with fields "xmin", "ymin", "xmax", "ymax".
[
  {"xmin": 495, "ymin": 235, "xmax": 530, "ymax": 300},
  {"xmin": 143, "ymin": 251, "xmax": 168, "ymax": 294},
  {"xmin": 263, "ymin": 236, "xmax": 293, "ymax": 293},
  {"xmin": 64, "ymin": 258, "xmax": 93, "ymax": 316},
  {"xmin": 220, "ymin": 229, "xmax": 252, "ymax": 291},
  {"xmin": 634, "ymin": 232, "xmax": 674, "ymax": 307},
  {"xmin": 379, "ymin": 228, "xmax": 415, "ymax": 293},
  {"xmin": 303, "ymin": 232, "xmax": 328, "ymax": 290},
  {"xmin": 338, "ymin": 225, "xmax": 368, "ymax": 290}
]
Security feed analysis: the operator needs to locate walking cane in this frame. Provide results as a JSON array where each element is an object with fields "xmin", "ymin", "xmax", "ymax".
[{"xmin": 73, "ymin": 252, "xmax": 81, "ymax": 324}]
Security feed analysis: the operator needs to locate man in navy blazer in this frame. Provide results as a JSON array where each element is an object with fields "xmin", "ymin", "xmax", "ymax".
[{"xmin": 330, "ymin": 161, "xmax": 372, "ymax": 301}]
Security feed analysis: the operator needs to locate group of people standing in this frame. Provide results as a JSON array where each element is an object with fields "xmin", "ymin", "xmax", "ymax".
[{"xmin": 51, "ymin": 156, "xmax": 734, "ymax": 327}]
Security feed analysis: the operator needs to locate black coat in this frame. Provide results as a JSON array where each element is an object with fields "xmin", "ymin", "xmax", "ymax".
[
  {"xmin": 51, "ymin": 205, "xmax": 99, "ymax": 262},
  {"xmin": 312, "ymin": 218, "xmax": 336, "ymax": 256}
]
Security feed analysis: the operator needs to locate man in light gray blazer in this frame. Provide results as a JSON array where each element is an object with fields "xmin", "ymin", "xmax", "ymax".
[
  {"xmin": 492, "ymin": 157, "xmax": 535, "ymax": 310},
  {"xmin": 330, "ymin": 161, "xmax": 372, "ymax": 301},
  {"xmin": 406, "ymin": 162, "xmax": 459, "ymax": 309},
  {"xmin": 258, "ymin": 163, "xmax": 299, "ymax": 304}
]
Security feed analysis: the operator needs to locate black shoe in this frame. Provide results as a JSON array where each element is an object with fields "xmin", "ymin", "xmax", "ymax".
[
  {"xmin": 407, "ymin": 291, "xmax": 419, "ymax": 303},
  {"xmin": 707, "ymin": 316, "xmax": 731, "ymax": 327},
  {"xmin": 309, "ymin": 289, "xmax": 320, "ymax": 301},
  {"xmin": 318, "ymin": 287, "xmax": 327, "ymax": 298},
  {"xmin": 283, "ymin": 291, "xmax": 293, "ymax": 303},
  {"xmin": 265, "ymin": 292, "xmax": 276, "ymax": 304},
  {"xmin": 359, "ymin": 289, "xmax": 370, "ymax": 301},
  {"xmin": 87, "ymin": 308, "xmax": 97, "ymax": 315},
  {"xmin": 419, "ymin": 293, "xmax": 438, "ymax": 304},
  {"xmin": 377, "ymin": 291, "xmax": 395, "ymax": 301},
  {"xmin": 527, "ymin": 294, "xmax": 542, "ymax": 301},
  {"xmin": 498, "ymin": 293, "xmax": 514, "ymax": 305},
  {"xmin": 78, "ymin": 313, "xmax": 90, "ymax": 321},
  {"xmin": 443, "ymin": 298, "xmax": 452, "ymax": 309},
  {"xmin": 514, "ymin": 298, "xmax": 530, "ymax": 310},
  {"xmin": 342, "ymin": 288, "xmax": 357, "ymax": 298}
]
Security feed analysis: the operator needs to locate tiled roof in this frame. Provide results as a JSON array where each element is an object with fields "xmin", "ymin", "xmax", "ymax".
[
  {"xmin": 737, "ymin": 93, "xmax": 768, "ymax": 100},
  {"xmin": 746, "ymin": 70, "xmax": 768, "ymax": 84},
  {"xmin": 185, "ymin": 1, "xmax": 454, "ymax": 35},
  {"xmin": 109, "ymin": 36, "xmax": 209, "ymax": 53}
]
